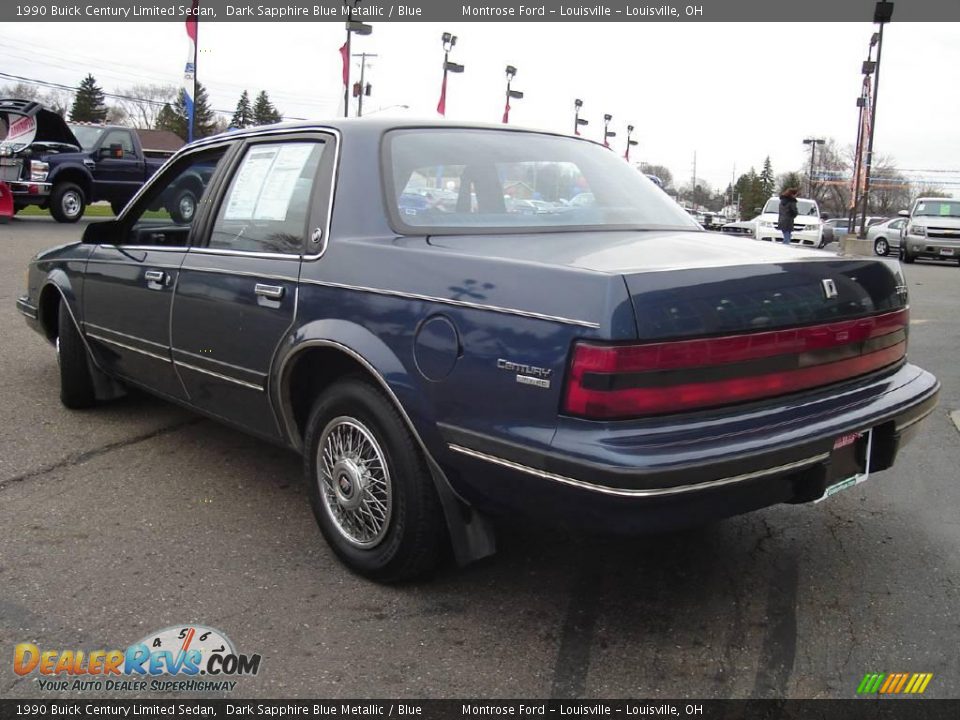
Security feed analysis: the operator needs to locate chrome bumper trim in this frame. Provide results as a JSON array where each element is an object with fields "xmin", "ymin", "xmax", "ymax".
[
  {"xmin": 16, "ymin": 298, "xmax": 38, "ymax": 320},
  {"xmin": 447, "ymin": 443, "xmax": 830, "ymax": 498}
]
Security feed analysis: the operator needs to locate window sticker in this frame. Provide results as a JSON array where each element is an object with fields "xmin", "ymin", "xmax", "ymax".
[
  {"xmin": 223, "ymin": 146, "xmax": 277, "ymax": 220},
  {"xmin": 253, "ymin": 144, "xmax": 314, "ymax": 221}
]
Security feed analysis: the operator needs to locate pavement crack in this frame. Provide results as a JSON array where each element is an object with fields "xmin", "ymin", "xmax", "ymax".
[{"xmin": 0, "ymin": 418, "xmax": 204, "ymax": 489}]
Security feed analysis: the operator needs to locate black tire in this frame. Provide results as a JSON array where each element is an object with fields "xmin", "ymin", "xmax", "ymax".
[
  {"xmin": 874, "ymin": 237, "xmax": 889, "ymax": 256},
  {"xmin": 303, "ymin": 378, "xmax": 445, "ymax": 582},
  {"xmin": 167, "ymin": 188, "xmax": 197, "ymax": 225},
  {"xmin": 110, "ymin": 201, "xmax": 126, "ymax": 216},
  {"xmin": 902, "ymin": 247, "xmax": 915, "ymax": 264},
  {"xmin": 49, "ymin": 182, "xmax": 86, "ymax": 223},
  {"xmin": 57, "ymin": 303, "xmax": 97, "ymax": 409}
]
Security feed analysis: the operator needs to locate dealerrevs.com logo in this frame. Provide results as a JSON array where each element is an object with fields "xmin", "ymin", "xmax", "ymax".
[{"xmin": 14, "ymin": 625, "xmax": 261, "ymax": 693}]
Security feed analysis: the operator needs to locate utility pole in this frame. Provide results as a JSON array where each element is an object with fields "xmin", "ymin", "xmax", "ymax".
[
  {"xmin": 352, "ymin": 52, "xmax": 377, "ymax": 117},
  {"xmin": 343, "ymin": 0, "xmax": 373, "ymax": 118}
]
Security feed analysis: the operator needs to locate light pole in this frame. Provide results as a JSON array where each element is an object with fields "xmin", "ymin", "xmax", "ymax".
[
  {"xmin": 803, "ymin": 137, "xmax": 825, "ymax": 198},
  {"xmin": 573, "ymin": 98, "xmax": 589, "ymax": 136},
  {"xmin": 624, "ymin": 125, "xmax": 638, "ymax": 162},
  {"xmin": 342, "ymin": 0, "xmax": 372, "ymax": 118},
  {"xmin": 859, "ymin": 1, "xmax": 893, "ymax": 239},
  {"xmin": 502, "ymin": 65, "xmax": 523, "ymax": 124},
  {"xmin": 436, "ymin": 32, "xmax": 464, "ymax": 117},
  {"xmin": 603, "ymin": 114, "xmax": 615, "ymax": 148}
]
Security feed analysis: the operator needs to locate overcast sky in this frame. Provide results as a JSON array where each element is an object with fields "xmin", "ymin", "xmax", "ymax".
[{"xmin": 2, "ymin": 21, "xmax": 959, "ymax": 193}]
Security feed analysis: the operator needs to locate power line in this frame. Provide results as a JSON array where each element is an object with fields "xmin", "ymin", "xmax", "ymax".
[{"xmin": 0, "ymin": 71, "xmax": 309, "ymax": 121}]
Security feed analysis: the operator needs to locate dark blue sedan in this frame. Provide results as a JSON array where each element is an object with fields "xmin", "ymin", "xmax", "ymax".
[{"xmin": 17, "ymin": 120, "xmax": 939, "ymax": 581}]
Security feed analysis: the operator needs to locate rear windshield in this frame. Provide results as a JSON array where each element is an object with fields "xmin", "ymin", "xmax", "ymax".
[
  {"xmin": 913, "ymin": 200, "xmax": 960, "ymax": 218},
  {"xmin": 383, "ymin": 129, "xmax": 699, "ymax": 233},
  {"xmin": 762, "ymin": 198, "xmax": 819, "ymax": 216}
]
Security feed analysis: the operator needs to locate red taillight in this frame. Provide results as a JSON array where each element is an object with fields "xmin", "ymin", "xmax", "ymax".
[{"xmin": 563, "ymin": 309, "xmax": 908, "ymax": 419}]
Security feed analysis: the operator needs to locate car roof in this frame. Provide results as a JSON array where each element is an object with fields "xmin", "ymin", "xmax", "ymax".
[{"xmin": 187, "ymin": 117, "xmax": 604, "ymax": 152}]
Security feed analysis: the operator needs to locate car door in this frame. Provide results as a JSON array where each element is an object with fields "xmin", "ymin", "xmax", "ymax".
[
  {"xmin": 82, "ymin": 145, "xmax": 231, "ymax": 400},
  {"xmin": 91, "ymin": 129, "xmax": 144, "ymax": 202},
  {"xmin": 171, "ymin": 133, "xmax": 333, "ymax": 440}
]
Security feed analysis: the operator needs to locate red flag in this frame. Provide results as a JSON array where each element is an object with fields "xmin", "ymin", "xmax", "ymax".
[
  {"xmin": 340, "ymin": 42, "xmax": 349, "ymax": 86},
  {"xmin": 437, "ymin": 72, "xmax": 448, "ymax": 116},
  {"xmin": 502, "ymin": 99, "xmax": 510, "ymax": 124}
]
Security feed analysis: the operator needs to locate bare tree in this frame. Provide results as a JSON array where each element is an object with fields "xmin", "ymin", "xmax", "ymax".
[{"xmin": 114, "ymin": 84, "xmax": 177, "ymax": 129}]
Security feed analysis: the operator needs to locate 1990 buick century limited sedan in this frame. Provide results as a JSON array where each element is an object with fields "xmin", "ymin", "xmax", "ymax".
[{"xmin": 17, "ymin": 120, "xmax": 940, "ymax": 581}]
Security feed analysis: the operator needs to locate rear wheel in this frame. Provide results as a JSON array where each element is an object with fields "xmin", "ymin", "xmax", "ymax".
[
  {"xmin": 874, "ymin": 237, "xmax": 889, "ymax": 256},
  {"xmin": 57, "ymin": 303, "xmax": 96, "ymax": 409},
  {"xmin": 303, "ymin": 378, "xmax": 445, "ymax": 582},
  {"xmin": 49, "ymin": 182, "xmax": 86, "ymax": 223}
]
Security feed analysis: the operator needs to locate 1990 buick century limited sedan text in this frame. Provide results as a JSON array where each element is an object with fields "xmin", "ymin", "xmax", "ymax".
[{"xmin": 17, "ymin": 120, "xmax": 940, "ymax": 581}]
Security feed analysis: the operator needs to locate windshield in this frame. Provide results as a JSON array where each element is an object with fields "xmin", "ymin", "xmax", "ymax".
[
  {"xmin": 762, "ymin": 198, "xmax": 819, "ymax": 216},
  {"xmin": 67, "ymin": 124, "xmax": 104, "ymax": 150},
  {"xmin": 385, "ymin": 129, "xmax": 699, "ymax": 233},
  {"xmin": 913, "ymin": 199, "xmax": 960, "ymax": 218}
]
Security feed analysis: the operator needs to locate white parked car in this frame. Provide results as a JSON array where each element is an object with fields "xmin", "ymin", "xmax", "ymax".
[{"xmin": 755, "ymin": 196, "xmax": 825, "ymax": 248}]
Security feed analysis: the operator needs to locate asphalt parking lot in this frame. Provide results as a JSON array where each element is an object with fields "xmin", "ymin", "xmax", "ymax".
[{"xmin": 1, "ymin": 217, "xmax": 958, "ymax": 700}]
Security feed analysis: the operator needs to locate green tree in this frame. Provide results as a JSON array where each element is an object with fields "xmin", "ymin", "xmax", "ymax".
[
  {"xmin": 161, "ymin": 84, "xmax": 217, "ymax": 140},
  {"xmin": 252, "ymin": 90, "xmax": 282, "ymax": 125},
  {"xmin": 69, "ymin": 74, "xmax": 108, "ymax": 123},
  {"xmin": 734, "ymin": 168, "xmax": 766, "ymax": 219},
  {"xmin": 779, "ymin": 172, "xmax": 804, "ymax": 194},
  {"xmin": 759, "ymin": 156, "xmax": 775, "ymax": 200},
  {"xmin": 230, "ymin": 90, "xmax": 254, "ymax": 129}
]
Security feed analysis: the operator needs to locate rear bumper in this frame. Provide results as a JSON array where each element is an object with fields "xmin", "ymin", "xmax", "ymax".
[{"xmin": 441, "ymin": 363, "xmax": 939, "ymax": 532}]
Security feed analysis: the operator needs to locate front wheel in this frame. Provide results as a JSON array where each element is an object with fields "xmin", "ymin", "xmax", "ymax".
[
  {"xmin": 902, "ymin": 246, "xmax": 916, "ymax": 264},
  {"xmin": 874, "ymin": 238, "xmax": 889, "ymax": 256},
  {"xmin": 49, "ymin": 182, "xmax": 86, "ymax": 223},
  {"xmin": 167, "ymin": 188, "xmax": 197, "ymax": 224},
  {"xmin": 303, "ymin": 379, "xmax": 445, "ymax": 582}
]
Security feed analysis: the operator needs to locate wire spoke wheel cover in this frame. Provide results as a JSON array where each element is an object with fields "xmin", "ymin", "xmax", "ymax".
[{"xmin": 317, "ymin": 416, "xmax": 392, "ymax": 548}]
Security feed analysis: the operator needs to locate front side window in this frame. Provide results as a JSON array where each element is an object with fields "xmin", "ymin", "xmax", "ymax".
[
  {"xmin": 101, "ymin": 130, "xmax": 135, "ymax": 156},
  {"xmin": 121, "ymin": 148, "xmax": 226, "ymax": 247},
  {"xmin": 208, "ymin": 141, "xmax": 325, "ymax": 255},
  {"xmin": 385, "ymin": 129, "xmax": 698, "ymax": 233}
]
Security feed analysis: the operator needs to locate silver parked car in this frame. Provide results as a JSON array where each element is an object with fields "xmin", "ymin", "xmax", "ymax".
[{"xmin": 868, "ymin": 217, "xmax": 906, "ymax": 256}]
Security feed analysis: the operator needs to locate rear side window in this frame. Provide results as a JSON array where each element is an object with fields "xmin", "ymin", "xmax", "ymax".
[{"xmin": 209, "ymin": 141, "xmax": 325, "ymax": 255}]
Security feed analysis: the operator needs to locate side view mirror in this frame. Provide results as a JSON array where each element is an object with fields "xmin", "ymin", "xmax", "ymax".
[
  {"xmin": 99, "ymin": 144, "xmax": 123, "ymax": 159},
  {"xmin": 754, "ymin": 207, "xmax": 762, "ymax": 214},
  {"xmin": 820, "ymin": 213, "xmax": 829, "ymax": 220},
  {"xmin": 81, "ymin": 219, "xmax": 119, "ymax": 245},
  {"xmin": 897, "ymin": 209, "xmax": 909, "ymax": 217}
]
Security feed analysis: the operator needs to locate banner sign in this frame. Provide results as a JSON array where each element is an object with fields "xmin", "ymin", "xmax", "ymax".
[{"xmin": 4, "ymin": 0, "xmax": 959, "ymax": 22}]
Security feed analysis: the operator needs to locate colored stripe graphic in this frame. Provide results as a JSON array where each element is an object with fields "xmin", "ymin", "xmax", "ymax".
[{"xmin": 858, "ymin": 672, "xmax": 932, "ymax": 695}]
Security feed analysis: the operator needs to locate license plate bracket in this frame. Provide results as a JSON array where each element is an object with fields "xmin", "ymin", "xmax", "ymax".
[
  {"xmin": 816, "ymin": 429, "xmax": 873, "ymax": 502},
  {"xmin": 939, "ymin": 248, "xmax": 954, "ymax": 256}
]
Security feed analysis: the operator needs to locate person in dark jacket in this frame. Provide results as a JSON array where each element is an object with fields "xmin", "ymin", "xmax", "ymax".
[{"xmin": 778, "ymin": 187, "xmax": 799, "ymax": 245}]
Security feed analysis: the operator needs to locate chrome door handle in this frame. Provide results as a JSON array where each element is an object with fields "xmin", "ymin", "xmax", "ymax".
[
  {"xmin": 144, "ymin": 270, "xmax": 166, "ymax": 284},
  {"xmin": 254, "ymin": 284, "xmax": 284, "ymax": 300}
]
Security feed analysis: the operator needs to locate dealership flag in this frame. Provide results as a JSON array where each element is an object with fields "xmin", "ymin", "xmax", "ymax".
[
  {"xmin": 183, "ymin": 1, "xmax": 199, "ymax": 142},
  {"xmin": 437, "ymin": 71, "xmax": 448, "ymax": 116},
  {"xmin": 502, "ymin": 98, "xmax": 510, "ymax": 124},
  {"xmin": 336, "ymin": 41, "xmax": 349, "ymax": 117}
]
